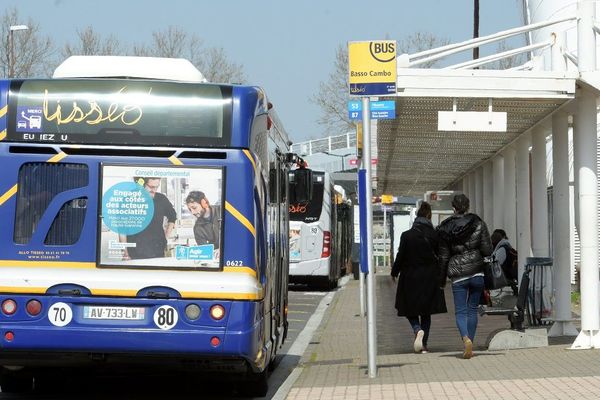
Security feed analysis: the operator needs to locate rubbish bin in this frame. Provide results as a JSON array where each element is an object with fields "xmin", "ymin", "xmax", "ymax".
[{"xmin": 525, "ymin": 257, "xmax": 553, "ymax": 326}]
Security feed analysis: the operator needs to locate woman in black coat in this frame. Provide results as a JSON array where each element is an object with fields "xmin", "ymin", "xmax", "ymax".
[{"xmin": 391, "ymin": 202, "xmax": 447, "ymax": 353}]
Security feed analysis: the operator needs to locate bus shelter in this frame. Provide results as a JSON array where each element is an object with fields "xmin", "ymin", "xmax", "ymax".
[{"xmin": 365, "ymin": 3, "xmax": 600, "ymax": 367}]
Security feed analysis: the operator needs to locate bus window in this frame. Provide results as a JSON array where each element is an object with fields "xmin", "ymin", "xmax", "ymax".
[
  {"xmin": 13, "ymin": 162, "xmax": 89, "ymax": 245},
  {"xmin": 8, "ymin": 79, "xmax": 232, "ymax": 148},
  {"xmin": 289, "ymin": 175, "xmax": 324, "ymax": 223}
]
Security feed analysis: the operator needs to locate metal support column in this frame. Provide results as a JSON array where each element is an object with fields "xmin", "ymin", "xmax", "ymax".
[
  {"xmin": 362, "ymin": 97, "xmax": 377, "ymax": 375},
  {"xmin": 548, "ymin": 29, "xmax": 577, "ymax": 337},
  {"xmin": 503, "ymin": 146, "xmax": 517, "ymax": 246},
  {"xmin": 531, "ymin": 126, "xmax": 549, "ymax": 258},
  {"xmin": 571, "ymin": 89, "xmax": 600, "ymax": 348},
  {"xmin": 383, "ymin": 207, "xmax": 388, "ymax": 268},
  {"xmin": 469, "ymin": 173, "xmax": 476, "ymax": 211},
  {"xmin": 483, "ymin": 162, "xmax": 493, "ymax": 227},
  {"xmin": 359, "ymin": 262, "xmax": 366, "ymax": 316},
  {"xmin": 492, "ymin": 156, "xmax": 504, "ymax": 231},
  {"xmin": 516, "ymin": 133, "xmax": 532, "ymax": 281},
  {"xmin": 358, "ymin": 156, "xmax": 366, "ymax": 318},
  {"xmin": 571, "ymin": 0, "xmax": 600, "ymax": 349},
  {"xmin": 475, "ymin": 167, "xmax": 484, "ymax": 217},
  {"xmin": 549, "ymin": 111, "xmax": 578, "ymax": 337}
]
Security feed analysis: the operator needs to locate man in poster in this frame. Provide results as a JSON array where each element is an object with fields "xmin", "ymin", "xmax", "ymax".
[
  {"xmin": 185, "ymin": 190, "xmax": 221, "ymax": 254},
  {"xmin": 121, "ymin": 177, "xmax": 177, "ymax": 260}
]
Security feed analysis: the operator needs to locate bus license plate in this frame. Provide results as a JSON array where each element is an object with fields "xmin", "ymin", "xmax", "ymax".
[{"xmin": 83, "ymin": 306, "xmax": 146, "ymax": 320}]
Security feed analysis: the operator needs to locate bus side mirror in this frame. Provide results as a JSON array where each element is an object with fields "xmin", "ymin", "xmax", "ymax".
[{"xmin": 289, "ymin": 168, "xmax": 313, "ymax": 204}]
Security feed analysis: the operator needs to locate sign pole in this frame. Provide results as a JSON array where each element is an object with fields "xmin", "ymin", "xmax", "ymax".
[
  {"xmin": 359, "ymin": 256, "xmax": 366, "ymax": 317},
  {"xmin": 349, "ymin": 39, "xmax": 396, "ymax": 379},
  {"xmin": 356, "ymin": 123, "xmax": 366, "ymax": 318},
  {"xmin": 383, "ymin": 206, "xmax": 387, "ymax": 268},
  {"xmin": 358, "ymin": 162, "xmax": 366, "ymax": 318},
  {"xmin": 362, "ymin": 97, "xmax": 377, "ymax": 378}
]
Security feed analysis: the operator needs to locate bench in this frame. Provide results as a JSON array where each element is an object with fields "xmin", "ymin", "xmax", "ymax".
[
  {"xmin": 479, "ymin": 266, "xmax": 531, "ymax": 330},
  {"xmin": 480, "ymin": 257, "xmax": 553, "ymax": 330}
]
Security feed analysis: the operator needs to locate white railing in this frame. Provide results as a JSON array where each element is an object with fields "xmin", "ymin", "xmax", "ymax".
[
  {"xmin": 290, "ymin": 131, "xmax": 356, "ymax": 156},
  {"xmin": 401, "ymin": 16, "xmax": 576, "ymax": 70}
]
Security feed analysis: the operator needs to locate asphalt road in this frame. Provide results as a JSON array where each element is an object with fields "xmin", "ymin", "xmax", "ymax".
[
  {"xmin": 281, "ymin": 284, "xmax": 329, "ymax": 355},
  {"xmin": 0, "ymin": 279, "xmax": 343, "ymax": 400}
]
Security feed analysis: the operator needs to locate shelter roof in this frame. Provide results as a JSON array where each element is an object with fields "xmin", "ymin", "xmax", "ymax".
[{"xmin": 376, "ymin": 68, "xmax": 577, "ymax": 195}]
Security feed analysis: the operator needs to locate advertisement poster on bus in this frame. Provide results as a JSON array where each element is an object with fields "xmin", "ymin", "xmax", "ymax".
[
  {"xmin": 289, "ymin": 225, "xmax": 301, "ymax": 262},
  {"xmin": 99, "ymin": 164, "xmax": 223, "ymax": 270}
]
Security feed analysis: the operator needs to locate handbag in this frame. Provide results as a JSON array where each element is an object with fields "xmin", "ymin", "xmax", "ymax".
[{"xmin": 484, "ymin": 258, "xmax": 510, "ymax": 290}]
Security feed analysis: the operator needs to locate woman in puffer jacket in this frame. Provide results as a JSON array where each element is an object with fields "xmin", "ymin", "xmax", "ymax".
[{"xmin": 437, "ymin": 194, "xmax": 492, "ymax": 359}]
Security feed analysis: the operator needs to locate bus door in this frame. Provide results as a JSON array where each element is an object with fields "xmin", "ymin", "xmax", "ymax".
[{"xmin": 268, "ymin": 151, "xmax": 287, "ymax": 344}]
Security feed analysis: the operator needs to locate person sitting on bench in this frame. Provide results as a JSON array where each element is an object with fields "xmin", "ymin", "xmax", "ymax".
[{"xmin": 491, "ymin": 229, "xmax": 518, "ymax": 296}]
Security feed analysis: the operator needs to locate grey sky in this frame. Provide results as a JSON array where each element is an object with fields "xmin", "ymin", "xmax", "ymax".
[{"xmin": 6, "ymin": 0, "xmax": 525, "ymax": 143}]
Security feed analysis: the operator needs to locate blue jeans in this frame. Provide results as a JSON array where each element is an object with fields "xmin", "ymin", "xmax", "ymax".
[
  {"xmin": 452, "ymin": 275, "xmax": 484, "ymax": 340},
  {"xmin": 406, "ymin": 315, "xmax": 431, "ymax": 347}
]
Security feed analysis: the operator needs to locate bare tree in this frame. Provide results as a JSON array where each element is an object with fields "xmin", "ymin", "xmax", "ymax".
[
  {"xmin": 62, "ymin": 26, "xmax": 122, "ymax": 58},
  {"xmin": 311, "ymin": 44, "xmax": 351, "ymax": 135},
  {"xmin": 134, "ymin": 26, "xmax": 246, "ymax": 84},
  {"xmin": 483, "ymin": 41, "xmax": 527, "ymax": 70},
  {"xmin": 134, "ymin": 26, "xmax": 192, "ymax": 58},
  {"xmin": 197, "ymin": 47, "xmax": 245, "ymax": 84},
  {"xmin": 0, "ymin": 8, "xmax": 54, "ymax": 78},
  {"xmin": 311, "ymin": 32, "xmax": 448, "ymax": 137},
  {"xmin": 397, "ymin": 32, "xmax": 450, "ymax": 68}
]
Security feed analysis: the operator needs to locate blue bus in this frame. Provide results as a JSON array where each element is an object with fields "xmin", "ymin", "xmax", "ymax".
[{"xmin": 0, "ymin": 56, "xmax": 311, "ymax": 396}]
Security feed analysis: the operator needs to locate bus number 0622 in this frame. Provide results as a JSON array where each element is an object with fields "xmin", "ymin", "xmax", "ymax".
[{"xmin": 225, "ymin": 260, "xmax": 243, "ymax": 266}]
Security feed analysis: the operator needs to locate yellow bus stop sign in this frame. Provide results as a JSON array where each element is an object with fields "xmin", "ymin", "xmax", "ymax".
[
  {"xmin": 348, "ymin": 40, "xmax": 397, "ymax": 96},
  {"xmin": 381, "ymin": 194, "xmax": 393, "ymax": 204}
]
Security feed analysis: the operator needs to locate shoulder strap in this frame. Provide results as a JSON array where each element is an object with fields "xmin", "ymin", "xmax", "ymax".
[
  {"xmin": 413, "ymin": 226, "xmax": 438, "ymax": 259},
  {"xmin": 500, "ymin": 243, "xmax": 517, "ymax": 256},
  {"xmin": 498, "ymin": 243, "xmax": 516, "ymax": 266}
]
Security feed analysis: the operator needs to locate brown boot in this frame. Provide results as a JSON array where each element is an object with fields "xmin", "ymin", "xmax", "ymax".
[{"xmin": 463, "ymin": 336, "xmax": 473, "ymax": 359}]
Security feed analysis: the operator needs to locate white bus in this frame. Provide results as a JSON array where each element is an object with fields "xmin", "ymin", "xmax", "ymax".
[
  {"xmin": 289, "ymin": 171, "xmax": 350, "ymax": 289},
  {"xmin": 423, "ymin": 190, "xmax": 458, "ymax": 227}
]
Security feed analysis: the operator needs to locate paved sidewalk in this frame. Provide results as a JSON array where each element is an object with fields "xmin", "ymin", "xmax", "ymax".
[{"xmin": 287, "ymin": 270, "xmax": 600, "ymax": 400}]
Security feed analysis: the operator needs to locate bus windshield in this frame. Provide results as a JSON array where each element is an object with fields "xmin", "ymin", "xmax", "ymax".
[
  {"xmin": 290, "ymin": 178, "xmax": 324, "ymax": 223},
  {"xmin": 8, "ymin": 79, "xmax": 232, "ymax": 147}
]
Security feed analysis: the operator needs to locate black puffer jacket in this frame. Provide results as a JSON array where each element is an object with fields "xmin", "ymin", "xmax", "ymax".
[{"xmin": 437, "ymin": 213, "xmax": 492, "ymax": 285}]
